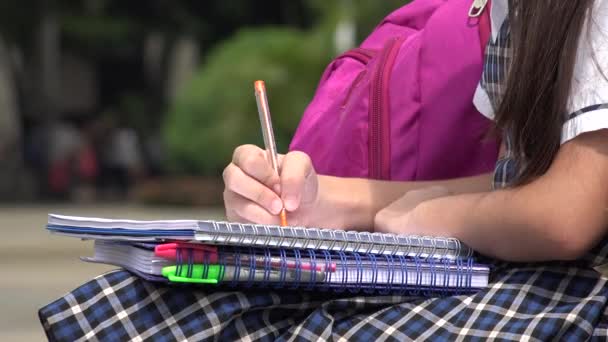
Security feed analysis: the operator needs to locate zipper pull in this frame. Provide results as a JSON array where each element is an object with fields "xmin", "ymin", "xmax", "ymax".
[{"xmin": 469, "ymin": 0, "xmax": 488, "ymax": 17}]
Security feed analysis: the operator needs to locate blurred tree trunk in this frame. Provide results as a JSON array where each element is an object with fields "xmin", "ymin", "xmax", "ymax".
[
  {"xmin": 0, "ymin": 36, "xmax": 28, "ymax": 199},
  {"xmin": 144, "ymin": 32, "xmax": 173, "ymax": 132},
  {"xmin": 165, "ymin": 35, "xmax": 198, "ymax": 106},
  {"xmin": 34, "ymin": 0, "xmax": 61, "ymax": 120},
  {"xmin": 14, "ymin": 0, "xmax": 63, "ymax": 198}
]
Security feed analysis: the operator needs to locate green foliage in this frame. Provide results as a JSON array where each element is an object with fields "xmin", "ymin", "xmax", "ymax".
[
  {"xmin": 165, "ymin": 28, "xmax": 332, "ymax": 175},
  {"xmin": 308, "ymin": 0, "xmax": 408, "ymax": 44},
  {"xmin": 164, "ymin": 1, "xmax": 409, "ymax": 175}
]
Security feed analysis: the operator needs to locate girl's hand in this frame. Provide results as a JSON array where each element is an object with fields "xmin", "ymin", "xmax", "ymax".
[
  {"xmin": 374, "ymin": 186, "xmax": 451, "ymax": 234},
  {"xmin": 223, "ymin": 144, "xmax": 319, "ymax": 226}
]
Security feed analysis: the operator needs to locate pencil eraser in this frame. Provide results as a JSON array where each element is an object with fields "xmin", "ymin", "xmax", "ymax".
[{"xmin": 254, "ymin": 80, "xmax": 266, "ymax": 92}]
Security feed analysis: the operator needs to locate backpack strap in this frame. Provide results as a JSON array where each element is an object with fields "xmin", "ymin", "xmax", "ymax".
[
  {"xmin": 469, "ymin": 0, "xmax": 491, "ymax": 57},
  {"xmin": 477, "ymin": 0, "xmax": 492, "ymax": 51}
]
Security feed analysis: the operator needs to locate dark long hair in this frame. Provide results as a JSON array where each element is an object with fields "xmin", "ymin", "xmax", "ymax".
[{"xmin": 495, "ymin": 0, "xmax": 595, "ymax": 185}]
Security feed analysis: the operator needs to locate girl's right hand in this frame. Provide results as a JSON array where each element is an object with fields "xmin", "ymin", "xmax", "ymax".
[{"xmin": 222, "ymin": 144, "xmax": 320, "ymax": 226}]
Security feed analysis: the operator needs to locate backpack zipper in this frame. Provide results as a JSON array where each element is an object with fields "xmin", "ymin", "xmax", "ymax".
[
  {"xmin": 369, "ymin": 36, "xmax": 404, "ymax": 180},
  {"xmin": 367, "ymin": 1, "xmax": 489, "ymax": 180}
]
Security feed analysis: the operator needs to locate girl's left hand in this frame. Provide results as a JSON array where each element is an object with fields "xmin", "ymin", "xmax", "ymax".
[{"xmin": 374, "ymin": 186, "xmax": 451, "ymax": 234}]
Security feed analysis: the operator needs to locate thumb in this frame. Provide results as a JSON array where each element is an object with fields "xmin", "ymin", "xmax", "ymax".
[{"xmin": 279, "ymin": 151, "xmax": 314, "ymax": 212}]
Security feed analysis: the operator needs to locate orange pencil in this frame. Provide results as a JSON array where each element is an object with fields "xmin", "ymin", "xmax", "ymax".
[{"xmin": 254, "ymin": 80, "xmax": 288, "ymax": 227}]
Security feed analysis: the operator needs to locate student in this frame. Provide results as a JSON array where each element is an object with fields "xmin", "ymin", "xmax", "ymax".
[
  {"xmin": 224, "ymin": 0, "xmax": 608, "ymax": 263},
  {"xmin": 40, "ymin": 1, "xmax": 608, "ymax": 340}
]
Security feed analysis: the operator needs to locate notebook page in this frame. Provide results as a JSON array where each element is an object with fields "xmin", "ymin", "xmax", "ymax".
[
  {"xmin": 47, "ymin": 215, "xmax": 473, "ymax": 259},
  {"xmin": 49, "ymin": 214, "xmax": 199, "ymax": 230},
  {"xmin": 85, "ymin": 240, "xmax": 171, "ymax": 275},
  {"xmin": 49, "ymin": 231, "xmax": 192, "ymax": 241}
]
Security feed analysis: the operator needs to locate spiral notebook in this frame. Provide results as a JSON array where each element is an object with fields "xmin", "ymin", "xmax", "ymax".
[
  {"xmin": 84, "ymin": 240, "xmax": 489, "ymax": 294},
  {"xmin": 47, "ymin": 214, "xmax": 473, "ymax": 260}
]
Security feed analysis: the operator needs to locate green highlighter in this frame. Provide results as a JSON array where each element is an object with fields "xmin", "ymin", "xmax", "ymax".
[
  {"xmin": 162, "ymin": 265, "xmax": 225, "ymax": 284},
  {"xmin": 162, "ymin": 264, "xmax": 326, "ymax": 284}
]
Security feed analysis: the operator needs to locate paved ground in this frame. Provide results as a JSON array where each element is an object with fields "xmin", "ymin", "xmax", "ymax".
[{"xmin": 0, "ymin": 204, "xmax": 223, "ymax": 341}]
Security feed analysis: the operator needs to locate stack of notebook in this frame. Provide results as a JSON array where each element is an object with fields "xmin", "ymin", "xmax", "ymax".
[{"xmin": 47, "ymin": 214, "xmax": 490, "ymax": 295}]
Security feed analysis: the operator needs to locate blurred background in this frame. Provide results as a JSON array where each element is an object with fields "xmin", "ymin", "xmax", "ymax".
[
  {"xmin": 0, "ymin": 0, "xmax": 407, "ymax": 339},
  {"xmin": 0, "ymin": 0, "xmax": 406, "ymax": 206}
]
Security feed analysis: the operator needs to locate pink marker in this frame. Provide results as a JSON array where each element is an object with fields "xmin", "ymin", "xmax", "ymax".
[
  {"xmin": 155, "ymin": 242, "xmax": 336, "ymax": 272},
  {"xmin": 155, "ymin": 243, "xmax": 219, "ymax": 263}
]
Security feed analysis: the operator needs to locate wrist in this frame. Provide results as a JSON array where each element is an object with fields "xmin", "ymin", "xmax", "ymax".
[{"xmin": 308, "ymin": 176, "xmax": 376, "ymax": 230}]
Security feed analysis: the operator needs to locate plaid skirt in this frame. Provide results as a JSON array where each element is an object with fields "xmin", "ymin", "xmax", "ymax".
[{"xmin": 39, "ymin": 259, "xmax": 608, "ymax": 341}]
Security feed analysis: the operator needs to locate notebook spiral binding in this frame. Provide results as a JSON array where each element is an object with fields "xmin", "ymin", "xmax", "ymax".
[
  {"xmin": 171, "ymin": 245, "xmax": 480, "ymax": 295},
  {"xmin": 196, "ymin": 221, "xmax": 473, "ymax": 260}
]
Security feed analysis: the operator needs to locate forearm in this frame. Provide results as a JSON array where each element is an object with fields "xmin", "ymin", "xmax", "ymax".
[
  {"xmin": 311, "ymin": 173, "xmax": 493, "ymax": 230},
  {"xmin": 414, "ymin": 190, "xmax": 557, "ymax": 261},
  {"xmin": 364, "ymin": 131, "xmax": 608, "ymax": 261},
  {"xmin": 414, "ymin": 180, "xmax": 607, "ymax": 261},
  {"xmin": 411, "ymin": 131, "xmax": 608, "ymax": 262}
]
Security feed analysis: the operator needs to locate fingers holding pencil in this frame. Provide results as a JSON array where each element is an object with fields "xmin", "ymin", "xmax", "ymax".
[
  {"xmin": 231, "ymin": 144, "xmax": 281, "ymax": 191},
  {"xmin": 223, "ymin": 146, "xmax": 320, "ymax": 226},
  {"xmin": 222, "ymin": 81, "xmax": 321, "ymax": 227},
  {"xmin": 223, "ymin": 162, "xmax": 282, "ymax": 215}
]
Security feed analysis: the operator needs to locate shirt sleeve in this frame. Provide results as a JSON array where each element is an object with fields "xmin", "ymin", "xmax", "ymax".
[
  {"xmin": 562, "ymin": 0, "xmax": 608, "ymax": 144},
  {"xmin": 473, "ymin": 83, "xmax": 495, "ymax": 120}
]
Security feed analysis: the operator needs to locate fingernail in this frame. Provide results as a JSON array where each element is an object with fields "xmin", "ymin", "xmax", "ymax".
[
  {"xmin": 283, "ymin": 196, "xmax": 299, "ymax": 211},
  {"xmin": 273, "ymin": 183, "xmax": 281, "ymax": 194},
  {"xmin": 270, "ymin": 199, "xmax": 283, "ymax": 215}
]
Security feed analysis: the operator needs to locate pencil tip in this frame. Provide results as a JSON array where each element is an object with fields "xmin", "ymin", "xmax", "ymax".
[{"xmin": 280, "ymin": 209, "xmax": 288, "ymax": 227}]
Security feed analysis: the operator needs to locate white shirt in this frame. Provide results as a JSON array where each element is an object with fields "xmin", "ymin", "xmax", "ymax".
[{"xmin": 473, "ymin": 0, "xmax": 608, "ymax": 144}]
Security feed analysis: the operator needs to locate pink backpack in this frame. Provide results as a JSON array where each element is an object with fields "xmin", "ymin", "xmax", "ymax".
[{"xmin": 289, "ymin": 0, "xmax": 499, "ymax": 180}]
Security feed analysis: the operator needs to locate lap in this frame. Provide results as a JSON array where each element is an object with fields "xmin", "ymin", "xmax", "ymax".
[{"xmin": 40, "ymin": 263, "xmax": 608, "ymax": 341}]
